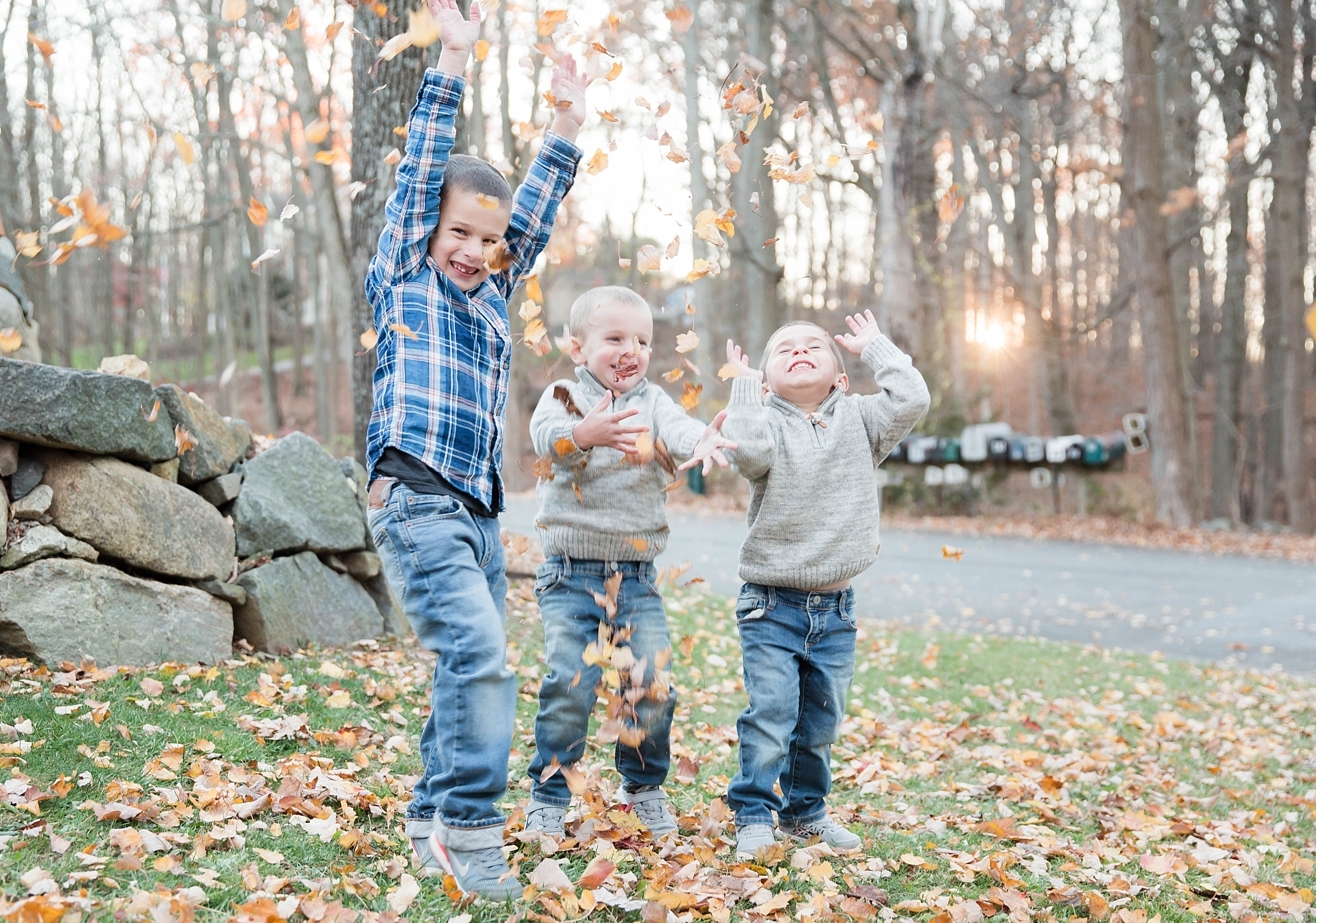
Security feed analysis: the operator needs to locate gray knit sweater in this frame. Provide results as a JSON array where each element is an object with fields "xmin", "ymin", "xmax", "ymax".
[
  {"xmin": 530, "ymin": 366, "xmax": 707, "ymax": 561},
  {"xmin": 723, "ymin": 335, "xmax": 930, "ymax": 589}
]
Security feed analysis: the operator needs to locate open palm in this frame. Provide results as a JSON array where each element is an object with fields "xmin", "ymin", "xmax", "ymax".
[{"xmin": 428, "ymin": 0, "xmax": 480, "ymax": 55}]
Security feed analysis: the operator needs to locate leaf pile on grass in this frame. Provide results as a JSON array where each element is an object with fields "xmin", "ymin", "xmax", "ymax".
[{"xmin": 0, "ymin": 582, "xmax": 1312, "ymax": 923}]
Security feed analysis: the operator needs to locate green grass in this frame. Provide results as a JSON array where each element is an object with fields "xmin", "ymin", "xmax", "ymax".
[{"xmin": 0, "ymin": 582, "xmax": 1312, "ymax": 922}]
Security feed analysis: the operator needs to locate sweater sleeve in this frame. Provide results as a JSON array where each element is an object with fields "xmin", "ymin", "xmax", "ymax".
[
  {"xmin": 530, "ymin": 382, "xmax": 589, "ymax": 468},
  {"xmin": 721, "ymin": 375, "xmax": 776, "ymax": 480},
  {"xmin": 855, "ymin": 335, "xmax": 932, "ymax": 464},
  {"xmin": 650, "ymin": 389, "xmax": 705, "ymax": 459}
]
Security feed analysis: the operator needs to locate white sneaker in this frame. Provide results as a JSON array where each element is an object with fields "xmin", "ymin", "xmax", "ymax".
[
  {"xmin": 735, "ymin": 823, "xmax": 778, "ymax": 859},
  {"xmin": 524, "ymin": 799, "xmax": 567, "ymax": 837},
  {"xmin": 619, "ymin": 786, "xmax": 679, "ymax": 837},
  {"xmin": 781, "ymin": 816, "xmax": 863, "ymax": 851}
]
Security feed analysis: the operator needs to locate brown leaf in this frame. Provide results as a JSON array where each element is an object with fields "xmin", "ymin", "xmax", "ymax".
[
  {"xmin": 680, "ymin": 382, "xmax": 702, "ymax": 411},
  {"xmin": 174, "ymin": 425, "xmax": 199, "ymax": 456},
  {"xmin": 484, "ymin": 239, "xmax": 513, "ymax": 272},
  {"xmin": 552, "ymin": 385, "xmax": 583, "ymax": 417},
  {"xmin": 578, "ymin": 855, "xmax": 616, "ymax": 889},
  {"xmin": 554, "ymin": 437, "xmax": 577, "ymax": 457},
  {"xmin": 247, "ymin": 197, "xmax": 268, "ymax": 227}
]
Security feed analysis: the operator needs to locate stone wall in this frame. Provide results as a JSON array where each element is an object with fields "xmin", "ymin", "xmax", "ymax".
[{"xmin": 0, "ymin": 357, "xmax": 401, "ymax": 666}]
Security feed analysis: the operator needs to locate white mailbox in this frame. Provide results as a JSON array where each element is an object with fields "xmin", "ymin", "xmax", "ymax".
[
  {"xmin": 959, "ymin": 422, "xmax": 1014, "ymax": 463},
  {"xmin": 1045, "ymin": 435, "xmax": 1084, "ymax": 464}
]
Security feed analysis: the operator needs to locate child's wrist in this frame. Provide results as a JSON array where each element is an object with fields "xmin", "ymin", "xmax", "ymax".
[
  {"xmin": 549, "ymin": 115, "xmax": 581, "ymax": 143},
  {"xmin": 436, "ymin": 47, "xmax": 470, "ymax": 75}
]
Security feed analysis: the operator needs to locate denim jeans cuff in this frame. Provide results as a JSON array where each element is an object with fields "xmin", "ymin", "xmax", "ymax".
[
  {"xmin": 734, "ymin": 814, "xmax": 776, "ymax": 829},
  {"xmin": 529, "ymin": 790, "xmax": 572, "ymax": 809},
  {"xmin": 435, "ymin": 819, "xmax": 506, "ymax": 850},
  {"xmin": 403, "ymin": 817, "xmax": 434, "ymax": 839},
  {"xmin": 778, "ymin": 809, "xmax": 827, "ymax": 828}
]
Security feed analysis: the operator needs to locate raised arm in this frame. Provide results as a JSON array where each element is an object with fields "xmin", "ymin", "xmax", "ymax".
[
  {"xmin": 367, "ymin": 0, "xmax": 480, "ymax": 291},
  {"xmin": 531, "ymin": 385, "xmax": 646, "ymax": 467},
  {"xmin": 494, "ymin": 56, "xmax": 585, "ymax": 298},
  {"xmin": 835, "ymin": 311, "xmax": 931, "ymax": 463},
  {"xmin": 718, "ymin": 340, "xmax": 776, "ymax": 480}
]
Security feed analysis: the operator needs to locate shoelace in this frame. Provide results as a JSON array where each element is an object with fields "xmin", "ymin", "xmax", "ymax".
[
  {"xmin": 467, "ymin": 846, "xmax": 511, "ymax": 874},
  {"xmin": 631, "ymin": 799, "xmax": 670, "ymax": 823}
]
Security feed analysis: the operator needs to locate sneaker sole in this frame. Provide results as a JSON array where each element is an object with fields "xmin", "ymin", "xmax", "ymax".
[{"xmin": 428, "ymin": 838, "xmax": 520, "ymax": 900}]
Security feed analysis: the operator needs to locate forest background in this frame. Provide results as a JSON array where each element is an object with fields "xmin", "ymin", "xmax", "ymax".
[{"xmin": 0, "ymin": 0, "xmax": 1313, "ymax": 531}]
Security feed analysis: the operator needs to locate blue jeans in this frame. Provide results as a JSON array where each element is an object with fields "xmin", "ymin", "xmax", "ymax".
[
  {"xmin": 368, "ymin": 482, "xmax": 514, "ymax": 832},
  {"xmin": 726, "ymin": 583, "xmax": 857, "ymax": 827},
  {"xmin": 528, "ymin": 557, "xmax": 677, "ymax": 806}
]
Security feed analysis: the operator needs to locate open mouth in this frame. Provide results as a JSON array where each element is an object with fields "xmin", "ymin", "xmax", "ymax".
[
  {"xmin": 450, "ymin": 261, "xmax": 481, "ymax": 280},
  {"xmin": 788, "ymin": 359, "xmax": 815, "ymax": 372}
]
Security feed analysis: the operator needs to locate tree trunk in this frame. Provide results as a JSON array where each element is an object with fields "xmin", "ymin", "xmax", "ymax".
[
  {"xmin": 1118, "ymin": 0, "xmax": 1200, "ymax": 525},
  {"xmin": 349, "ymin": 0, "xmax": 428, "ymax": 466}
]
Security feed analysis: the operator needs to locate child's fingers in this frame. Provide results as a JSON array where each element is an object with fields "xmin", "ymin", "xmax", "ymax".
[
  {"xmin": 863, "ymin": 308, "xmax": 877, "ymax": 326},
  {"xmin": 589, "ymin": 393, "xmax": 612, "ymax": 414},
  {"xmin": 609, "ymin": 407, "xmax": 641, "ymax": 421},
  {"xmin": 709, "ymin": 409, "xmax": 728, "ymax": 429},
  {"xmin": 468, "ymin": 0, "xmax": 480, "ymax": 24}
]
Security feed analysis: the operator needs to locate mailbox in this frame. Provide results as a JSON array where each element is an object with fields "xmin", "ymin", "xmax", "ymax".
[
  {"xmin": 1046, "ymin": 435, "xmax": 1084, "ymax": 464},
  {"xmin": 888, "ymin": 436, "xmax": 911, "ymax": 464},
  {"xmin": 906, "ymin": 436, "xmax": 939, "ymax": 464},
  {"xmin": 1022, "ymin": 436, "xmax": 1045, "ymax": 464},
  {"xmin": 987, "ymin": 435, "xmax": 1012, "ymax": 462},
  {"xmin": 960, "ymin": 422, "xmax": 1014, "ymax": 463},
  {"xmin": 943, "ymin": 463, "xmax": 969, "ymax": 486},
  {"xmin": 1083, "ymin": 432, "xmax": 1128, "ymax": 466},
  {"xmin": 939, "ymin": 437, "xmax": 962, "ymax": 462}
]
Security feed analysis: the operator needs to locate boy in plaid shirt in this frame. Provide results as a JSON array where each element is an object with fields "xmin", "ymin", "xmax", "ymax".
[{"xmin": 363, "ymin": 0, "xmax": 584, "ymax": 899}]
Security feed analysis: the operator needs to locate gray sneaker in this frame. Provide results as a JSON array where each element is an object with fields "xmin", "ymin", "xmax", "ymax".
[
  {"xmin": 405, "ymin": 817, "xmax": 443, "ymax": 877},
  {"xmin": 781, "ymin": 816, "xmax": 863, "ymax": 851},
  {"xmin": 427, "ymin": 830, "xmax": 521, "ymax": 900},
  {"xmin": 619, "ymin": 786, "xmax": 678, "ymax": 837},
  {"xmin": 735, "ymin": 823, "xmax": 778, "ymax": 859},
  {"xmin": 524, "ymin": 799, "xmax": 567, "ymax": 837}
]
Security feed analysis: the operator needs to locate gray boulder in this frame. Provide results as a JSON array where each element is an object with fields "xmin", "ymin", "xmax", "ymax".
[
  {"xmin": 11, "ymin": 484, "xmax": 52, "ymax": 520},
  {"xmin": 0, "ymin": 358, "xmax": 176, "ymax": 462},
  {"xmin": 38, "ymin": 449, "xmax": 235, "ymax": 581},
  {"xmin": 10, "ymin": 456, "xmax": 44, "ymax": 500},
  {"xmin": 230, "ymin": 433, "xmax": 366, "ymax": 558},
  {"xmin": 0, "ymin": 438, "xmax": 16, "ymax": 477},
  {"xmin": 0, "ymin": 558, "xmax": 232, "ymax": 665},
  {"xmin": 154, "ymin": 385, "xmax": 253, "ymax": 485},
  {"xmin": 0, "ymin": 524, "xmax": 98, "ymax": 569},
  {"xmin": 197, "ymin": 472, "xmax": 243, "ymax": 507},
  {"xmin": 234, "ymin": 551, "xmax": 383, "ymax": 653}
]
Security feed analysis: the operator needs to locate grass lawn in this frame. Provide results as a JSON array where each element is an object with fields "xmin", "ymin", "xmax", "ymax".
[{"xmin": 0, "ymin": 580, "xmax": 1313, "ymax": 922}]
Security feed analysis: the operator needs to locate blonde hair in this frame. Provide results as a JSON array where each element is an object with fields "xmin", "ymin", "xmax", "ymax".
[{"xmin": 568, "ymin": 286, "xmax": 651, "ymax": 334}]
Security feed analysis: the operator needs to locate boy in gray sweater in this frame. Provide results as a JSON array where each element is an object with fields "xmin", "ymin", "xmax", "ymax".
[
  {"xmin": 720, "ymin": 310, "xmax": 929, "ymax": 859},
  {"xmin": 524, "ymin": 285, "xmax": 733, "ymax": 838}
]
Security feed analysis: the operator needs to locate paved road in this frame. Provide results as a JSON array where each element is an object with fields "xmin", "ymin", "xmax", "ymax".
[{"xmin": 503, "ymin": 497, "xmax": 1317, "ymax": 678}]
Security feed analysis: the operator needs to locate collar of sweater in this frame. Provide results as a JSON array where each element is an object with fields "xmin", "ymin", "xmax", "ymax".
[
  {"xmin": 766, "ymin": 384, "xmax": 844, "ymax": 421},
  {"xmin": 574, "ymin": 365, "xmax": 652, "ymax": 402}
]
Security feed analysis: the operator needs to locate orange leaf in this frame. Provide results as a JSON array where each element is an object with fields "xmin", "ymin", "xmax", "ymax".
[
  {"xmin": 665, "ymin": 5, "xmax": 694, "ymax": 33},
  {"xmin": 586, "ymin": 149, "xmax": 609, "ymax": 174},
  {"xmin": 474, "ymin": 39, "xmax": 490, "ymax": 60},
  {"xmin": 535, "ymin": 8, "xmax": 568, "ymax": 36},
  {"xmin": 0, "ymin": 328, "xmax": 22, "ymax": 353},
  {"xmin": 325, "ymin": 21, "xmax": 344, "ymax": 42},
  {"xmin": 303, "ymin": 118, "xmax": 331, "ymax": 145},
  {"xmin": 680, "ymin": 382, "xmax": 702, "ymax": 410},
  {"xmin": 283, "ymin": 6, "xmax": 301, "ymax": 29},
  {"xmin": 175, "ymin": 425, "xmax": 199, "ymax": 456},
  {"xmin": 27, "ymin": 33, "xmax": 54, "ymax": 63},
  {"xmin": 220, "ymin": 0, "xmax": 246, "ymax": 22},
  {"xmin": 606, "ymin": 61, "xmax": 623, "ymax": 81},
  {"xmin": 389, "ymin": 322, "xmax": 419, "ymax": 340},
  {"xmin": 247, "ymin": 197, "xmax": 268, "ymax": 227}
]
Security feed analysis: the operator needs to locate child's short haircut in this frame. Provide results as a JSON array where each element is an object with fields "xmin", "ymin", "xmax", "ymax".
[
  {"xmin": 569, "ymin": 285, "xmax": 651, "ymax": 334},
  {"xmin": 440, "ymin": 154, "xmax": 513, "ymax": 211},
  {"xmin": 761, "ymin": 320, "xmax": 846, "ymax": 374}
]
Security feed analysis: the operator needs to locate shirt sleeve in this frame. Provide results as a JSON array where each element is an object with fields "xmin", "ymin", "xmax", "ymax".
[
  {"xmin": 854, "ymin": 336, "xmax": 932, "ymax": 465},
  {"xmin": 366, "ymin": 70, "xmax": 463, "ymax": 299},
  {"xmin": 650, "ymin": 389, "xmax": 705, "ymax": 459},
  {"xmin": 493, "ymin": 133, "xmax": 582, "ymax": 300},
  {"xmin": 722, "ymin": 376, "xmax": 776, "ymax": 480},
  {"xmin": 530, "ymin": 382, "xmax": 588, "ymax": 467}
]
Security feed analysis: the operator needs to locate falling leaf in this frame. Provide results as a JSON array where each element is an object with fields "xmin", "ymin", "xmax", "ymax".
[
  {"xmin": 304, "ymin": 118, "xmax": 331, "ymax": 145},
  {"xmin": 941, "ymin": 544, "xmax": 964, "ymax": 560},
  {"xmin": 174, "ymin": 133, "xmax": 195, "ymax": 165},
  {"xmin": 383, "ymin": 148, "xmax": 402, "ymax": 165},
  {"xmin": 219, "ymin": 360, "xmax": 237, "ymax": 387},
  {"xmin": 325, "ymin": 20, "xmax": 344, "ymax": 42},
  {"xmin": 0, "ymin": 329, "xmax": 21, "ymax": 354},
  {"xmin": 636, "ymin": 244, "xmax": 662, "ymax": 273},
  {"xmin": 606, "ymin": 61, "xmax": 623, "ymax": 80},
  {"xmin": 662, "ymin": 367, "xmax": 684, "ymax": 383},
  {"xmin": 279, "ymin": 201, "xmax": 299, "ymax": 221},
  {"xmin": 597, "ymin": 109, "xmax": 619, "ymax": 123},
  {"xmin": 716, "ymin": 139, "xmax": 742, "ymax": 173},
  {"xmin": 675, "ymin": 331, "xmax": 699, "ymax": 353},
  {"xmin": 536, "ymin": 9, "xmax": 568, "ymax": 35},
  {"xmin": 680, "ymin": 382, "xmax": 702, "ymax": 410},
  {"xmin": 665, "ymin": 5, "xmax": 694, "ymax": 32},
  {"xmin": 27, "ymin": 33, "xmax": 54, "ymax": 63},
  {"xmin": 484, "ymin": 239, "xmax": 513, "ymax": 271},
  {"xmin": 143, "ymin": 399, "xmax": 161, "ymax": 423},
  {"xmin": 360, "ymin": 329, "xmax": 379, "ymax": 350},
  {"xmin": 1159, "ymin": 185, "xmax": 1199, "ymax": 216},
  {"xmin": 247, "ymin": 197, "xmax": 268, "ymax": 227},
  {"xmin": 519, "ymin": 301, "xmax": 542, "ymax": 321},
  {"xmin": 250, "ymin": 248, "xmax": 280, "ymax": 272},
  {"xmin": 586, "ymin": 149, "xmax": 609, "ymax": 174},
  {"xmin": 717, "ymin": 361, "xmax": 743, "ymax": 381},
  {"xmin": 474, "ymin": 39, "xmax": 490, "ymax": 60},
  {"xmin": 475, "ymin": 192, "xmax": 501, "ymax": 209},
  {"xmin": 390, "ymin": 322, "xmax": 419, "ymax": 340},
  {"xmin": 220, "ymin": 0, "xmax": 246, "ymax": 21},
  {"xmin": 175, "ymin": 425, "xmax": 199, "ymax": 456},
  {"xmin": 25, "ymin": 99, "xmax": 45, "ymax": 110},
  {"xmin": 763, "ymin": 237, "xmax": 779, "ymax": 247},
  {"xmin": 554, "ymin": 437, "xmax": 577, "ymax": 457},
  {"xmin": 283, "ymin": 6, "xmax": 300, "ymax": 29}
]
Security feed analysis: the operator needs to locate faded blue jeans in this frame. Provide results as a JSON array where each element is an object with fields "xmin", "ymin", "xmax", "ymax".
[
  {"xmin": 726, "ymin": 583, "xmax": 857, "ymax": 828},
  {"xmin": 528, "ymin": 557, "xmax": 677, "ymax": 806},
  {"xmin": 367, "ymin": 481, "xmax": 514, "ymax": 835}
]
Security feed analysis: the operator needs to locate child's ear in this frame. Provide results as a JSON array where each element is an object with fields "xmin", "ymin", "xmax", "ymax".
[
  {"xmin": 835, "ymin": 372, "xmax": 850, "ymax": 393},
  {"xmin": 568, "ymin": 335, "xmax": 587, "ymax": 364}
]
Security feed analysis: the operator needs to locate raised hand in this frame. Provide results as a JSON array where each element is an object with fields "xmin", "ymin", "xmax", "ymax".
[
  {"xmin": 431, "ymin": 0, "xmax": 481, "ymax": 74},
  {"xmin": 725, "ymin": 339, "xmax": 763, "ymax": 380},
  {"xmin": 834, "ymin": 309, "xmax": 880, "ymax": 356},
  {"xmin": 572, "ymin": 393, "xmax": 648, "ymax": 454},
  {"xmin": 549, "ymin": 54, "xmax": 588, "ymax": 143},
  {"xmin": 678, "ymin": 410, "xmax": 739, "ymax": 475}
]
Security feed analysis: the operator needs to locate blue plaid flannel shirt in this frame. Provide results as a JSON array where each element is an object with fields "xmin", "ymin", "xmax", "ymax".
[{"xmin": 365, "ymin": 70, "xmax": 581, "ymax": 511}]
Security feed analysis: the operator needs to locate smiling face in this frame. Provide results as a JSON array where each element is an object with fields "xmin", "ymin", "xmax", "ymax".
[
  {"xmin": 427, "ymin": 190, "xmax": 512, "ymax": 292},
  {"xmin": 570, "ymin": 300, "xmax": 654, "ymax": 393},
  {"xmin": 763, "ymin": 323, "xmax": 848, "ymax": 412}
]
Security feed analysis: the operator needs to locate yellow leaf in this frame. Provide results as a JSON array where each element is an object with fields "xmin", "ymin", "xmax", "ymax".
[
  {"xmin": 325, "ymin": 21, "xmax": 344, "ymax": 42},
  {"xmin": 475, "ymin": 39, "xmax": 490, "ymax": 60},
  {"xmin": 674, "ymin": 331, "xmax": 699, "ymax": 353},
  {"xmin": 27, "ymin": 33, "xmax": 54, "ymax": 63},
  {"xmin": 313, "ymin": 149, "xmax": 343, "ymax": 165},
  {"xmin": 174, "ymin": 132, "xmax": 195, "ymax": 165},
  {"xmin": 665, "ymin": 5, "xmax": 694, "ymax": 33},
  {"xmin": 383, "ymin": 148, "xmax": 402, "ymax": 165},
  {"xmin": 378, "ymin": 31, "xmax": 413, "ymax": 61},
  {"xmin": 606, "ymin": 61, "xmax": 623, "ymax": 81},
  {"xmin": 941, "ymin": 544, "xmax": 964, "ymax": 560},
  {"xmin": 13, "ymin": 231, "xmax": 41, "ymax": 258},
  {"xmin": 519, "ymin": 300, "xmax": 541, "ymax": 321},
  {"xmin": 636, "ymin": 244, "xmax": 662, "ymax": 273},
  {"xmin": 628, "ymin": 537, "xmax": 649, "ymax": 552},
  {"xmin": 0, "ymin": 329, "xmax": 21, "ymax": 354},
  {"xmin": 525, "ymin": 275, "xmax": 542, "ymax": 302},
  {"xmin": 359, "ymin": 329, "xmax": 379, "ymax": 350},
  {"xmin": 304, "ymin": 118, "xmax": 330, "ymax": 145},
  {"xmin": 406, "ymin": 3, "xmax": 440, "ymax": 46},
  {"xmin": 325, "ymin": 690, "xmax": 353, "ymax": 709},
  {"xmin": 247, "ymin": 197, "xmax": 268, "ymax": 227},
  {"xmin": 597, "ymin": 109, "xmax": 619, "ymax": 123},
  {"xmin": 390, "ymin": 322, "xmax": 419, "ymax": 340},
  {"xmin": 680, "ymin": 382, "xmax": 702, "ymax": 410},
  {"xmin": 662, "ymin": 367, "xmax": 684, "ymax": 383},
  {"xmin": 717, "ymin": 362, "xmax": 742, "ymax": 381},
  {"xmin": 283, "ymin": 6, "xmax": 300, "ymax": 29},
  {"xmin": 586, "ymin": 149, "xmax": 609, "ymax": 174},
  {"xmin": 536, "ymin": 9, "xmax": 568, "ymax": 36},
  {"xmin": 220, "ymin": 0, "xmax": 246, "ymax": 22}
]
